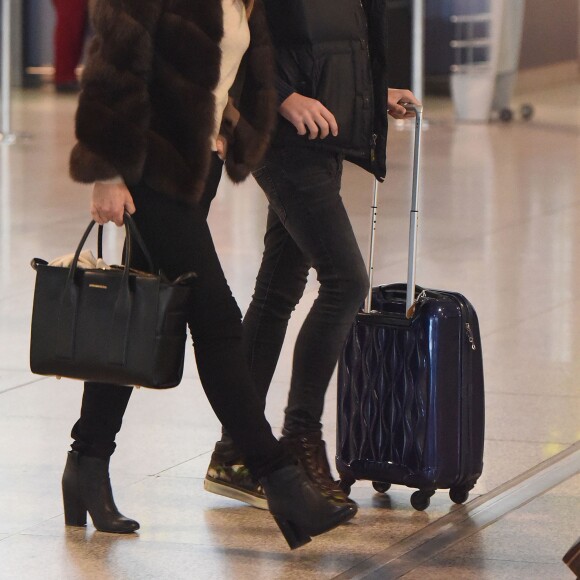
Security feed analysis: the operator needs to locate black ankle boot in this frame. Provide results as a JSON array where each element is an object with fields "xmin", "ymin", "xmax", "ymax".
[
  {"xmin": 260, "ymin": 464, "xmax": 357, "ymax": 550},
  {"xmin": 62, "ymin": 451, "xmax": 140, "ymax": 533}
]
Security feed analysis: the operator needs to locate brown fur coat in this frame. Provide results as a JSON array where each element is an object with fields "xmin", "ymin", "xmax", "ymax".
[{"xmin": 70, "ymin": 0, "xmax": 276, "ymax": 202}]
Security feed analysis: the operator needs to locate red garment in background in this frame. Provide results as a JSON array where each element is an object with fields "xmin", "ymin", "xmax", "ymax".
[{"xmin": 52, "ymin": 0, "xmax": 89, "ymax": 85}]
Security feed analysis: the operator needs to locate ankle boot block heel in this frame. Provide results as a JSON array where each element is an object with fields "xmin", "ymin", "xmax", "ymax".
[
  {"xmin": 62, "ymin": 452, "xmax": 87, "ymax": 527},
  {"xmin": 62, "ymin": 491, "xmax": 88, "ymax": 527},
  {"xmin": 272, "ymin": 516, "xmax": 312, "ymax": 550},
  {"xmin": 261, "ymin": 465, "xmax": 358, "ymax": 550},
  {"xmin": 61, "ymin": 451, "xmax": 140, "ymax": 534}
]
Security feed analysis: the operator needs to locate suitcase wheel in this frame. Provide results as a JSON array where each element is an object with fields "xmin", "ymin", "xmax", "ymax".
[
  {"xmin": 410, "ymin": 490, "xmax": 435, "ymax": 511},
  {"xmin": 449, "ymin": 487, "xmax": 470, "ymax": 505},
  {"xmin": 521, "ymin": 104, "xmax": 534, "ymax": 121},
  {"xmin": 372, "ymin": 481, "xmax": 391, "ymax": 494},
  {"xmin": 499, "ymin": 107, "xmax": 513, "ymax": 123},
  {"xmin": 338, "ymin": 475, "xmax": 356, "ymax": 496}
]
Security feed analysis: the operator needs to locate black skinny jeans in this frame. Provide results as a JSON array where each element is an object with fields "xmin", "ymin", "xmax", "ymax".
[
  {"xmin": 71, "ymin": 155, "xmax": 289, "ymax": 478},
  {"xmin": 244, "ymin": 146, "xmax": 369, "ymax": 435}
]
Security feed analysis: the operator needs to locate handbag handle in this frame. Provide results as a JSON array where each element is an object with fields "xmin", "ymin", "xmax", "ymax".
[
  {"xmin": 97, "ymin": 213, "xmax": 155, "ymax": 274},
  {"xmin": 56, "ymin": 213, "xmax": 152, "ymax": 364}
]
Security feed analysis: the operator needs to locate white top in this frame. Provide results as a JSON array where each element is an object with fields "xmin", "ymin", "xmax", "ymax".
[
  {"xmin": 211, "ymin": 0, "xmax": 250, "ymax": 150},
  {"xmin": 99, "ymin": 0, "xmax": 250, "ymax": 183}
]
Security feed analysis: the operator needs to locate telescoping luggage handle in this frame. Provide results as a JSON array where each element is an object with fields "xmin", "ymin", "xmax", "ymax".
[{"xmin": 364, "ymin": 103, "xmax": 424, "ymax": 318}]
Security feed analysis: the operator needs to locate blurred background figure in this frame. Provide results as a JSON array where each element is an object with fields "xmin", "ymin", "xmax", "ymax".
[{"xmin": 52, "ymin": 0, "xmax": 88, "ymax": 92}]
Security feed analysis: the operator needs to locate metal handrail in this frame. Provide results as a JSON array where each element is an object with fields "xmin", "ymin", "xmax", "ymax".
[
  {"xmin": 0, "ymin": 0, "xmax": 13, "ymax": 143},
  {"xmin": 1, "ymin": 0, "xmax": 14, "ymax": 144}
]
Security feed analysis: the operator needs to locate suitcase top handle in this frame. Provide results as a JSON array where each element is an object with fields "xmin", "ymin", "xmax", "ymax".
[{"xmin": 364, "ymin": 103, "xmax": 423, "ymax": 319}]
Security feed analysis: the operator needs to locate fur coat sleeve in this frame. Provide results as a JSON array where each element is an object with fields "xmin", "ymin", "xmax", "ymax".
[
  {"xmin": 69, "ymin": 0, "xmax": 163, "ymax": 184},
  {"xmin": 221, "ymin": 0, "xmax": 277, "ymax": 182}
]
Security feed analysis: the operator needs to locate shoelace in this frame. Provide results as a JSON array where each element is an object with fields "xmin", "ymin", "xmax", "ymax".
[{"xmin": 300, "ymin": 439, "xmax": 345, "ymax": 497}]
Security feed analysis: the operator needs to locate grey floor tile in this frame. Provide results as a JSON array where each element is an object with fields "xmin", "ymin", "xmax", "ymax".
[
  {"xmin": 442, "ymin": 494, "xmax": 578, "ymax": 565},
  {"xmin": 0, "ymin": 531, "xmax": 348, "ymax": 580},
  {"xmin": 482, "ymin": 300, "xmax": 580, "ymax": 398},
  {"xmin": 399, "ymin": 476, "xmax": 580, "ymax": 580},
  {"xmin": 544, "ymin": 473, "xmax": 580, "ymax": 497},
  {"xmin": 0, "ymin": 462, "xmax": 147, "ymax": 536},
  {"xmin": 17, "ymin": 477, "xmax": 458, "ymax": 579},
  {"xmin": 485, "ymin": 392, "xmax": 579, "ymax": 444},
  {"xmin": 0, "ymin": 465, "xmax": 65, "ymax": 535},
  {"xmin": 0, "ymin": 370, "xmax": 46, "ymax": 394},
  {"xmin": 472, "ymin": 440, "xmax": 569, "ymax": 495},
  {"xmin": 400, "ymin": 556, "xmax": 569, "ymax": 580}
]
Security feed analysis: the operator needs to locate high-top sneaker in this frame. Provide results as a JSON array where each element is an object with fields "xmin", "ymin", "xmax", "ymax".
[{"xmin": 204, "ymin": 441, "xmax": 268, "ymax": 510}]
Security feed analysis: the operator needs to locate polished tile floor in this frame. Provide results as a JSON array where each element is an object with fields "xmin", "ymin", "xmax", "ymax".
[{"xmin": 0, "ymin": 79, "xmax": 579, "ymax": 579}]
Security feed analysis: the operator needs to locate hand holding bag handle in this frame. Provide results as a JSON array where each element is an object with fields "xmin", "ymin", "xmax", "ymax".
[
  {"xmin": 56, "ymin": 212, "xmax": 153, "ymax": 365},
  {"xmin": 364, "ymin": 103, "xmax": 424, "ymax": 318},
  {"xmin": 97, "ymin": 213, "xmax": 155, "ymax": 273}
]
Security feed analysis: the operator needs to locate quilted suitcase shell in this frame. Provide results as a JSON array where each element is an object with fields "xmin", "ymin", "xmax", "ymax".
[{"xmin": 337, "ymin": 284, "xmax": 485, "ymax": 509}]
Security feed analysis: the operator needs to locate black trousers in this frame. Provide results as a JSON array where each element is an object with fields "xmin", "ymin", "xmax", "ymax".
[
  {"xmin": 71, "ymin": 155, "xmax": 289, "ymax": 478},
  {"xmin": 246, "ymin": 146, "xmax": 369, "ymax": 434}
]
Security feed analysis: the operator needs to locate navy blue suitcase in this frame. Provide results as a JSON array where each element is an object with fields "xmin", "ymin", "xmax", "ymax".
[
  {"xmin": 336, "ymin": 105, "xmax": 485, "ymax": 510},
  {"xmin": 337, "ymin": 284, "xmax": 485, "ymax": 510}
]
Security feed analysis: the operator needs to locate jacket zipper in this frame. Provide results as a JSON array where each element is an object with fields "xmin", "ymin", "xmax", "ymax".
[
  {"xmin": 371, "ymin": 133, "xmax": 377, "ymax": 162},
  {"xmin": 358, "ymin": 0, "xmax": 376, "ymax": 165}
]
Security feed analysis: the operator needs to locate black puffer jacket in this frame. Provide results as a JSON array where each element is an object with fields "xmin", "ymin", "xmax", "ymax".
[{"xmin": 263, "ymin": 0, "xmax": 389, "ymax": 180}]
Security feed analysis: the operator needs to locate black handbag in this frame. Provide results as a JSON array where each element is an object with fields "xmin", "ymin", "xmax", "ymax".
[{"xmin": 30, "ymin": 213, "xmax": 195, "ymax": 389}]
